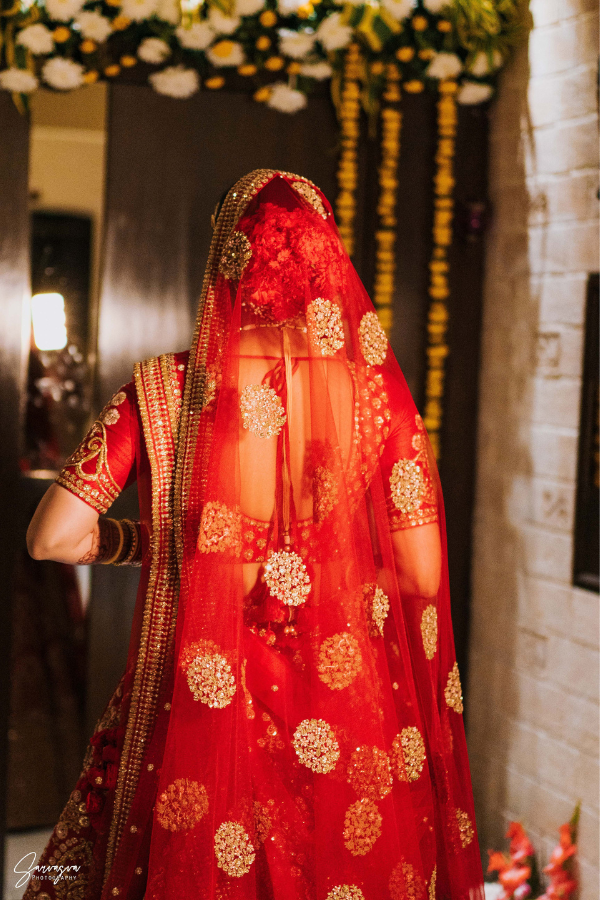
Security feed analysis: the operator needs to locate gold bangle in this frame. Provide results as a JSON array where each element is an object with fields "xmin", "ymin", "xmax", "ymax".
[
  {"xmin": 101, "ymin": 518, "xmax": 124, "ymax": 565},
  {"xmin": 118, "ymin": 519, "xmax": 140, "ymax": 566}
]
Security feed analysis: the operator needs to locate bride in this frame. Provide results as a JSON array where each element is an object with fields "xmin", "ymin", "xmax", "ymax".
[{"xmin": 26, "ymin": 170, "xmax": 484, "ymax": 900}]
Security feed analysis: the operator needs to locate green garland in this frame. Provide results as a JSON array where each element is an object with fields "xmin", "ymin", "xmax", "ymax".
[{"xmin": 0, "ymin": 0, "xmax": 526, "ymax": 110}]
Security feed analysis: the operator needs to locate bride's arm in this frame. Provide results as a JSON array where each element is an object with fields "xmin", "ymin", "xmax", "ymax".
[
  {"xmin": 28, "ymin": 381, "xmax": 140, "ymax": 565},
  {"xmin": 27, "ymin": 484, "xmax": 118, "ymax": 564},
  {"xmin": 391, "ymin": 523, "xmax": 442, "ymax": 599}
]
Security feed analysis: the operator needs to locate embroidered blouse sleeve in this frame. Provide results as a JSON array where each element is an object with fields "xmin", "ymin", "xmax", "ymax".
[
  {"xmin": 379, "ymin": 378, "xmax": 439, "ymax": 532},
  {"xmin": 55, "ymin": 382, "xmax": 139, "ymax": 514}
]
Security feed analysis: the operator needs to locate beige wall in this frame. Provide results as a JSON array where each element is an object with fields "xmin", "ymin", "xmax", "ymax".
[{"xmin": 467, "ymin": 1, "xmax": 599, "ymax": 895}]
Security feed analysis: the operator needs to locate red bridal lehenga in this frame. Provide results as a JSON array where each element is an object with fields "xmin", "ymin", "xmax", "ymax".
[{"xmin": 23, "ymin": 170, "xmax": 484, "ymax": 900}]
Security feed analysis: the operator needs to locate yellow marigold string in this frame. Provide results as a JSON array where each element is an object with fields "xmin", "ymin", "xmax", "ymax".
[
  {"xmin": 373, "ymin": 63, "xmax": 401, "ymax": 336},
  {"xmin": 335, "ymin": 42, "xmax": 361, "ymax": 257},
  {"xmin": 423, "ymin": 80, "xmax": 457, "ymax": 460}
]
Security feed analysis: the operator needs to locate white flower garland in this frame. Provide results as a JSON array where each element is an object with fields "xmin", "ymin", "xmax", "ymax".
[{"xmin": 0, "ymin": 0, "xmax": 523, "ymax": 109}]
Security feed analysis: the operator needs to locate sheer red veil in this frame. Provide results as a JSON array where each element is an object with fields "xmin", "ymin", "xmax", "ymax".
[{"xmin": 141, "ymin": 171, "xmax": 484, "ymax": 900}]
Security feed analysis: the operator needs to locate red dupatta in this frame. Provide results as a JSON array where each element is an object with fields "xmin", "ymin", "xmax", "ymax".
[{"xmin": 141, "ymin": 171, "xmax": 484, "ymax": 900}]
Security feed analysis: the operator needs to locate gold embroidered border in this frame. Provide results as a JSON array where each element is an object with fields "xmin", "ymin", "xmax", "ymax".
[
  {"xmin": 161, "ymin": 352, "xmax": 181, "ymax": 438},
  {"xmin": 103, "ymin": 354, "xmax": 179, "ymax": 885}
]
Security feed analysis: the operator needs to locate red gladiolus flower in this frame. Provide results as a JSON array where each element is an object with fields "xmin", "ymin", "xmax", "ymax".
[
  {"xmin": 487, "ymin": 851, "xmax": 511, "ymax": 875},
  {"xmin": 506, "ymin": 822, "xmax": 535, "ymax": 862},
  {"xmin": 500, "ymin": 865, "xmax": 532, "ymax": 893},
  {"xmin": 539, "ymin": 818, "xmax": 578, "ymax": 900}
]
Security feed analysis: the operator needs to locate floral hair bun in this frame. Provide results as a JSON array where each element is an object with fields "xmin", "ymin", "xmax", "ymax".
[{"xmin": 238, "ymin": 201, "xmax": 344, "ymax": 324}]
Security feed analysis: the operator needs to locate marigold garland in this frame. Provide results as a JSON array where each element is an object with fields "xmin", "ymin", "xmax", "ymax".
[
  {"xmin": 373, "ymin": 63, "xmax": 401, "ymax": 335},
  {"xmin": 422, "ymin": 79, "xmax": 457, "ymax": 460},
  {"xmin": 335, "ymin": 42, "xmax": 361, "ymax": 257}
]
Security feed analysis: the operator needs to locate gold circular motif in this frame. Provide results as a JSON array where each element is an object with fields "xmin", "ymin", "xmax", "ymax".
[
  {"xmin": 197, "ymin": 500, "xmax": 242, "ymax": 555},
  {"xmin": 389, "ymin": 858, "xmax": 427, "ymax": 900},
  {"xmin": 307, "ymin": 298, "xmax": 345, "ymax": 357},
  {"xmin": 317, "ymin": 632, "xmax": 362, "ymax": 690},
  {"xmin": 180, "ymin": 640, "xmax": 236, "ymax": 708},
  {"xmin": 326, "ymin": 887, "xmax": 365, "ymax": 900},
  {"xmin": 219, "ymin": 230, "xmax": 252, "ymax": 280},
  {"xmin": 347, "ymin": 745, "xmax": 393, "ymax": 800},
  {"xmin": 420, "ymin": 605, "xmax": 438, "ymax": 660},
  {"xmin": 111, "ymin": 391, "xmax": 127, "ymax": 406},
  {"xmin": 342, "ymin": 798, "xmax": 382, "ymax": 855},
  {"xmin": 358, "ymin": 311, "xmax": 388, "ymax": 366},
  {"xmin": 100, "ymin": 406, "xmax": 120, "ymax": 426},
  {"xmin": 390, "ymin": 727, "xmax": 426, "ymax": 782},
  {"xmin": 214, "ymin": 821, "xmax": 256, "ymax": 877},
  {"xmin": 291, "ymin": 180, "xmax": 328, "ymax": 218},
  {"xmin": 444, "ymin": 661, "xmax": 463, "ymax": 713},
  {"xmin": 362, "ymin": 582, "xmax": 390, "ymax": 637},
  {"xmin": 240, "ymin": 384, "xmax": 286, "ymax": 439},
  {"xmin": 264, "ymin": 550, "xmax": 311, "ymax": 607},
  {"xmin": 292, "ymin": 718, "xmax": 340, "ymax": 773},
  {"xmin": 390, "ymin": 459, "xmax": 424, "ymax": 514},
  {"xmin": 155, "ymin": 778, "xmax": 209, "ymax": 832}
]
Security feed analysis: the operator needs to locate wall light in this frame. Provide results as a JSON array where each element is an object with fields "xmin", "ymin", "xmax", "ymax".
[{"xmin": 31, "ymin": 292, "xmax": 68, "ymax": 351}]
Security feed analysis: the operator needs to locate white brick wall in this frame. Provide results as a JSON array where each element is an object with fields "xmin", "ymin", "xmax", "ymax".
[{"xmin": 467, "ymin": 2, "xmax": 599, "ymax": 896}]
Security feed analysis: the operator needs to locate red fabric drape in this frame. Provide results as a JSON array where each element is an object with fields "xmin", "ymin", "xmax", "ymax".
[{"xmin": 144, "ymin": 174, "xmax": 484, "ymax": 900}]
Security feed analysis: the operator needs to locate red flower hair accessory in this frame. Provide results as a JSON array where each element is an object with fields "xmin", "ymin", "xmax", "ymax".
[{"xmin": 237, "ymin": 201, "xmax": 345, "ymax": 324}]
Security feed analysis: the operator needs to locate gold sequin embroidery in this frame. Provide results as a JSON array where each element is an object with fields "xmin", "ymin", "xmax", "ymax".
[
  {"xmin": 326, "ymin": 888, "xmax": 365, "ymax": 900},
  {"xmin": 429, "ymin": 866, "xmax": 437, "ymax": 900},
  {"xmin": 291, "ymin": 180, "xmax": 328, "ymax": 218},
  {"xmin": 240, "ymin": 384, "xmax": 286, "ymax": 439},
  {"xmin": 362, "ymin": 583, "xmax": 390, "ymax": 637},
  {"xmin": 214, "ymin": 821, "xmax": 256, "ymax": 877},
  {"xmin": 306, "ymin": 298, "xmax": 345, "ymax": 357},
  {"xmin": 202, "ymin": 370, "xmax": 218, "ymax": 409},
  {"xmin": 197, "ymin": 500, "xmax": 242, "ymax": 555},
  {"xmin": 358, "ymin": 311, "xmax": 388, "ymax": 366},
  {"xmin": 180, "ymin": 640, "xmax": 236, "ymax": 709},
  {"xmin": 347, "ymin": 746, "xmax": 393, "ymax": 801},
  {"xmin": 342, "ymin": 798, "xmax": 382, "ymax": 856},
  {"xmin": 390, "ymin": 459, "xmax": 424, "ymax": 514},
  {"xmin": 292, "ymin": 718, "xmax": 339, "ymax": 773},
  {"xmin": 253, "ymin": 801, "xmax": 272, "ymax": 845},
  {"xmin": 455, "ymin": 809, "xmax": 474, "ymax": 848},
  {"xmin": 390, "ymin": 727, "xmax": 426, "ymax": 782},
  {"xmin": 420, "ymin": 605, "xmax": 438, "ymax": 660},
  {"xmin": 389, "ymin": 858, "xmax": 426, "ymax": 900},
  {"xmin": 56, "ymin": 418, "xmax": 121, "ymax": 514},
  {"xmin": 313, "ymin": 465, "xmax": 339, "ymax": 522},
  {"xmin": 155, "ymin": 779, "xmax": 208, "ymax": 832},
  {"xmin": 264, "ymin": 550, "xmax": 311, "ymax": 607},
  {"xmin": 219, "ymin": 231, "xmax": 252, "ymax": 280},
  {"xmin": 444, "ymin": 662, "xmax": 463, "ymax": 714},
  {"xmin": 241, "ymin": 659, "xmax": 255, "ymax": 720},
  {"xmin": 317, "ymin": 632, "xmax": 362, "ymax": 690}
]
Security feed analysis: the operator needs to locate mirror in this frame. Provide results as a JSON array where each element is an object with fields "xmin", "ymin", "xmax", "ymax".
[{"xmin": 4, "ymin": 85, "xmax": 108, "ymax": 898}]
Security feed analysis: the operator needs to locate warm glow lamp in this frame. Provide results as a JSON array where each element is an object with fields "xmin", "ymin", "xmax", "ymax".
[{"xmin": 31, "ymin": 292, "xmax": 68, "ymax": 351}]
